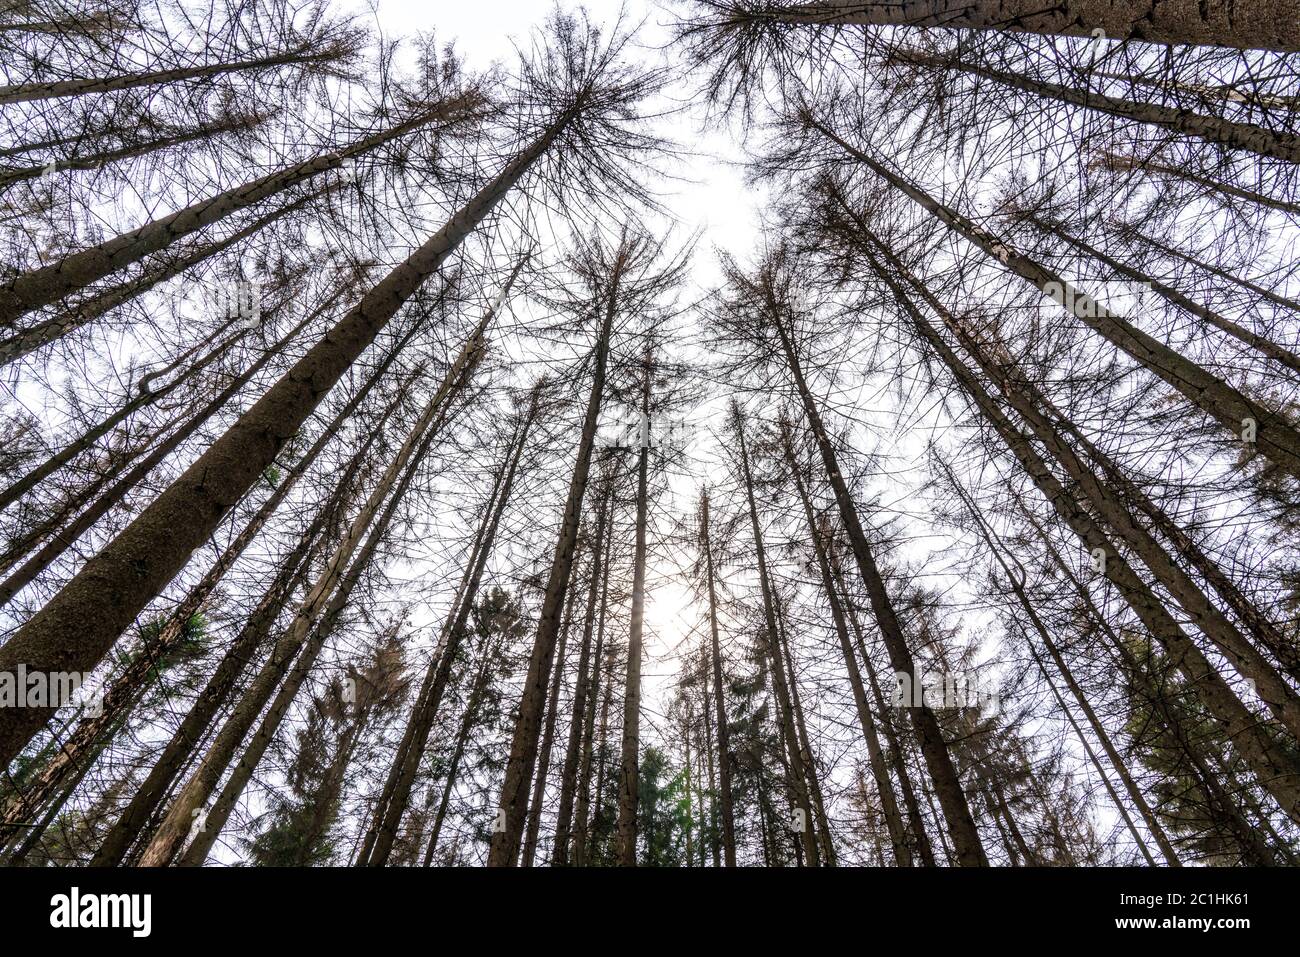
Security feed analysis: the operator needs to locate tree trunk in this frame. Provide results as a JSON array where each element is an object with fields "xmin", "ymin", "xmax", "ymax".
[
  {"xmin": 572, "ymin": 509, "xmax": 615, "ymax": 868},
  {"xmin": 0, "ymin": 114, "xmax": 570, "ymax": 768},
  {"xmin": 0, "ymin": 93, "xmax": 482, "ymax": 326},
  {"xmin": 857, "ymin": 229, "xmax": 1300, "ymax": 821},
  {"xmin": 135, "ymin": 333, "xmax": 483, "ymax": 867},
  {"xmin": 0, "ymin": 298, "xmax": 327, "ymax": 606},
  {"xmin": 1023, "ymin": 501, "xmax": 1289, "ymax": 862},
  {"xmin": 782, "ymin": 423, "xmax": 911, "ymax": 865},
  {"xmin": 826, "ymin": 542, "xmax": 937, "ymax": 866},
  {"xmin": 1119, "ymin": 224, "xmax": 1300, "ymax": 318},
  {"xmin": 83, "ymin": 362, "xmax": 417, "ymax": 867},
  {"xmin": 0, "ymin": 111, "xmax": 265, "ymax": 189},
  {"xmin": 616, "ymin": 354, "xmax": 653, "ymax": 867},
  {"xmin": 552, "ymin": 486, "xmax": 611, "ymax": 865},
  {"xmin": 895, "ymin": 49, "xmax": 1300, "ymax": 163},
  {"xmin": 768, "ymin": 303, "xmax": 988, "ymax": 865},
  {"xmin": 850, "ymin": 214, "xmax": 1300, "ymax": 735},
  {"xmin": 352, "ymin": 266, "xmax": 535, "ymax": 868},
  {"xmin": 808, "ymin": 117, "xmax": 1300, "ymax": 480},
  {"xmin": 723, "ymin": 0, "xmax": 1300, "ymax": 51},
  {"xmin": 523, "ymin": 581, "xmax": 578, "ymax": 867},
  {"xmin": 422, "ymin": 633, "xmax": 502, "ymax": 865},
  {"xmin": 488, "ymin": 240, "xmax": 628, "ymax": 867},
  {"xmin": 733, "ymin": 409, "xmax": 821, "ymax": 866},
  {"xmin": 1026, "ymin": 213, "xmax": 1300, "ymax": 373},
  {"xmin": 0, "ymin": 185, "xmax": 328, "ymax": 368},
  {"xmin": 1096, "ymin": 152, "xmax": 1300, "ymax": 216},
  {"xmin": 774, "ymin": 592, "xmax": 837, "ymax": 865},
  {"xmin": 0, "ymin": 46, "xmax": 348, "ymax": 104},
  {"xmin": 941, "ymin": 459, "xmax": 1181, "ymax": 865},
  {"xmin": 699, "ymin": 490, "xmax": 738, "ymax": 867}
]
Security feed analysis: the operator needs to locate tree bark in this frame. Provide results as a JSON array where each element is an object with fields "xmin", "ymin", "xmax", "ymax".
[
  {"xmin": 351, "ymin": 268, "xmax": 536, "ymax": 868},
  {"xmin": 0, "ymin": 46, "xmax": 347, "ymax": 104},
  {"xmin": 733, "ymin": 408, "xmax": 821, "ymax": 866},
  {"xmin": 616, "ymin": 354, "xmax": 653, "ymax": 867},
  {"xmin": 895, "ymin": 48, "xmax": 1300, "ymax": 163},
  {"xmin": 0, "ymin": 111, "xmax": 266, "ymax": 189},
  {"xmin": 767, "ymin": 300, "xmax": 988, "ymax": 865},
  {"xmin": 1026, "ymin": 213, "xmax": 1300, "ymax": 373},
  {"xmin": 855, "ymin": 231, "xmax": 1300, "ymax": 822},
  {"xmin": 0, "ymin": 115, "xmax": 569, "ymax": 768},
  {"xmin": 522, "ymin": 585, "xmax": 577, "ymax": 867},
  {"xmin": 0, "ymin": 185, "xmax": 328, "ymax": 368},
  {"xmin": 0, "ymin": 94, "xmax": 482, "ymax": 326},
  {"xmin": 488, "ymin": 239, "xmax": 627, "ymax": 867},
  {"xmin": 135, "ymin": 331, "xmax": 483, "ymax": 866},
  {"xmin": 1098, "ymin": 152, "xmax": 1300, "ymax": 216},
  {"xmin": 843, "ymin": 208, "xmax": 1300, "ymax": 732},
  {"xmin": 0, "ymin": 298, "xmax": 325, "ymax": 605},
  {"xmin": 808, "ymin": 117, "xmax": 1300, "ymax": 480},
  {"xmin": 552, "ymin": 486, "xmax": 611, "ymax": 865},
  {"xmin": 941, "ymin": 458, "xmax": 1182, "ymax": 865},
  {"xmin": 782, "ymin": 422, "xmax": 911, "ymax": 865},
  {"xmin": 699, "ymin": 490, "xmax": 738, "ymax": 866},
  {"xmin": 572, "ymin": 508, "xmax": 615, "ymax": 867},
  {"xmin": 83, "ymin": 362, "xmax": 418, "ymax": 866},
  {"xmin": 722, "ymin": 0, "xmax": 1300, "ymax": 51}
]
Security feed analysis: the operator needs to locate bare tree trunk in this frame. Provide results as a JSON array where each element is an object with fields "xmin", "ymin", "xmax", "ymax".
[
  {"xmin": 850, "ymin": 215, "xmax": 1300, "ymax": 736},
  {"xmin": 859, "ymin": 229, "xmax": 1300, "ymax": 821},
  {"xmin": 733, "ymin": 408, "xmax": 821, "ymax": 866},
  {"xmin": 828, "ymin": 545, "xmax": 937, "ymax": 866},
  {"xmin": 699, "ymin": 659, "xmax": 720, "ymax": 867},
  {"xmin": 1021, "ymin": 502, "xmax": 1290, "ymax": 861},
  {"xmin": 1096, "ymin": 152, "xmax": 1300, "ymax": 216},
  {"xmin": 0, "ymin": 186, "xmax": 328, "ymax": 368},
  {"xmin": 0, "ymin": 116, "xmax": 570, "ymax": 768},
  {"xmin": 422, "ymin": 633, "xmax": 502, "ymax": 865},
  {"xmin": 845, "ymin": 207, "xmax": 1300, "ymax": 725},
  {"xmin": 0, "ymin": 298, "xmax": 327, "ymax": 605},
  {"xmin": 712, "ymin": 0, "xmax": 1300, "ymax": 51},
  {"xmin": 0, "ymin": 94, "xmax": 482, "ymax": 326},
  {"xmin": 523, "ymin": 582, "xmax": 578, "ymax": 867},
  {"xmin": 1031, "ymin": 645, "xmax": 1159, "ymax": 865},
  {"xmin": 767, "ymin": 302, "xmax": 988, "ymax": 865},
  {"xmin": 83, "ymin": 361, "xmax": 417, "ymax": 867},
  {"xmin": 773, "ymin": 592, "xmax": 836, "ymax": 865},
  {"xmin": 1118, "ymin": 224, "xmax": 1300, "ymax": 317},
  {"xmin": 941, "ymin": 459, "xmax": 1181, "ymax": 865},
  {"xmin": 572, "ymin": 510, "xmax": 614, "ymax": 867},
  {"xmin": 0, "ymin": 47, "xmax": 346, "ymax": 104},
  {"xmin": 895, "ymin": 48, "xmax": 1300, "ymax": 162},
  {"xmin": 699, "ymin": 490, "xmax": 738, "ymax": 867},
  {"xmin": 135, "ymin": 333, "xmax": 484, "ymax": 867},
  {"xmin": 1025, "ymin": 213, "xmax": 1300, "ymax": 373},
  {"xmin": 352, "ymin": 268, "xmax": 535, "ymax": 868},
  {"xmin": 488, "ymin": 240, "xmax": 628, "ymax": 867},
  {"xmin": 808, "ymin": 118, "xmax": 1300, "ymax": 480},
  {"xmin": 356, "ymin": 417, "xmax": 523, "ymax": 866},
  {"xmin": 552, "ymin": 486, "xmax": 611, "ymax": 865},
  {"xmin": 0, "ymin": 111, "xmax": 266, "ymax": 189},
  {"xmin": 616, "ymin": 355, "xmax": 653, "ymax": 867},
  {"xmin": 782, "ymin": 423, "xmax": 911, "ymax": 865}
]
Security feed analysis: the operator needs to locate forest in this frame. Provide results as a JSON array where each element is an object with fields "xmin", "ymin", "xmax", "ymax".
[{"xmin": 0, "ymin": 0, "xmax": 1298, "ymax": 870}]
